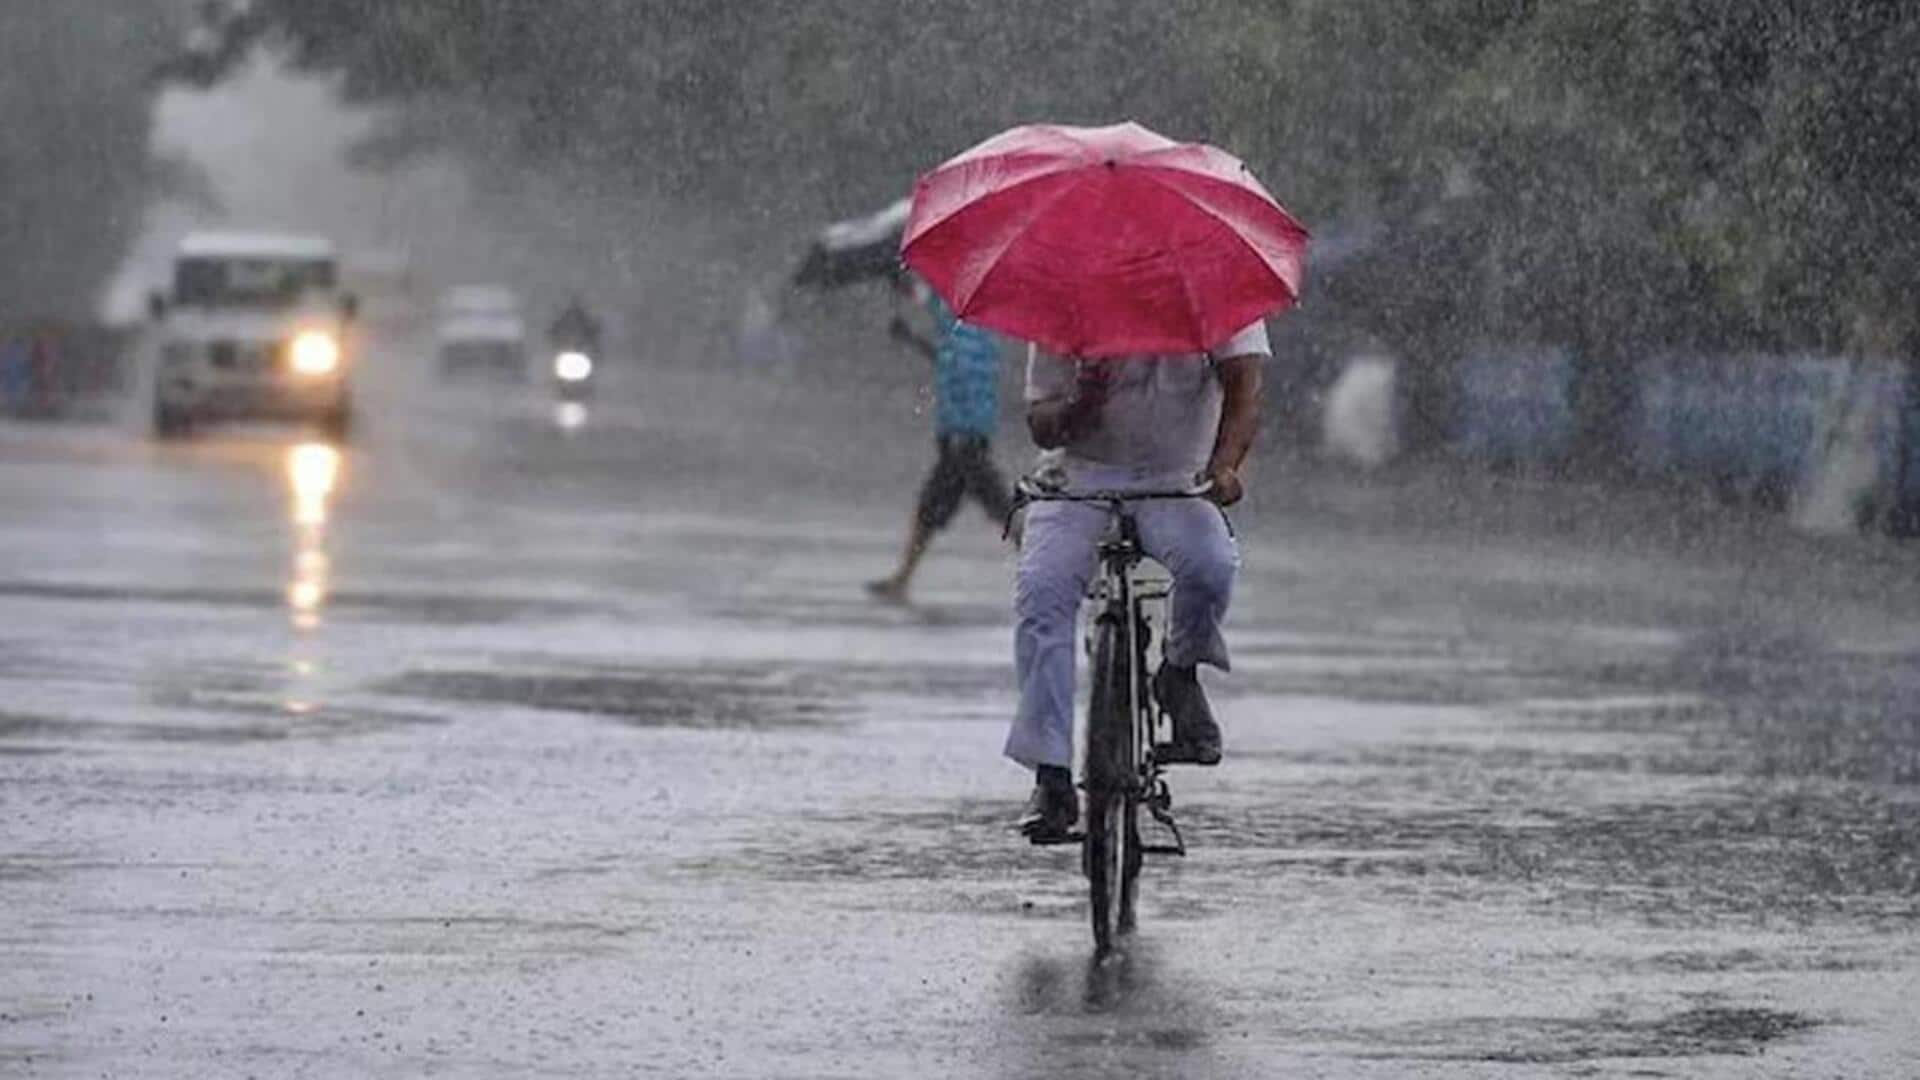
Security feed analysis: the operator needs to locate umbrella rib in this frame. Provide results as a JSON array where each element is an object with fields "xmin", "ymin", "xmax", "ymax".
[
  {"xmin": 1164, "ymin": 241, "xmax": 1212, "ymax": 354},
  {"xmin": 941, "ymin": 172, "xmax": 1098, "ymax": 314},
  {"xmin": 906, "ymin": 152, "xmax": 1090, "ymax": 245},
  {"xmin": 1131, "ymin": 168, "xmax": 1303, "ymax": 298}
]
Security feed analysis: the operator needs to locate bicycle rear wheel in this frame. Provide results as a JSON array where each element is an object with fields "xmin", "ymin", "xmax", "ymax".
[{"xmin": 1084, "ymin": 612, "xmax": 1139, "ymax": 954}]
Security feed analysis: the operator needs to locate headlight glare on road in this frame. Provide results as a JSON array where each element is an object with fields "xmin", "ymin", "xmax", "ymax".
[
  {"xmin": 290, "ymin": 331, "xmax": 341, "ymax": 376},
  {"xmin": 288, "ymin": 442, "xmax": 341, "ymax": 527},
  {"xmin": 554, "ymin": 351, "xmax": 593, "ymax": 382}
]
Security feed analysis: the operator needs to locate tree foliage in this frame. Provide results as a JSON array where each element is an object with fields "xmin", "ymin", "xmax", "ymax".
[
  {"xmin": 1182, "ymin": 0, "xmax": 1920, "ymax": 457},
  {"xmin": 211, "ymin": 1, "xmax": 1224, "ymax": 236},
  {"xmin": 1206, "ymin": 0, "xmax": 1920, "ymax": 355},
  {"xmin": 29, "ymin": 0, "xmax": 1919, "ymax": 380},
  {"xmin": 0, "ymin": 2, "xmax": 193, "ymax": 323}
]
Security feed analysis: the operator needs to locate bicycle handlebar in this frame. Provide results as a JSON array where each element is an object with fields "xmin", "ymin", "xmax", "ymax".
[
  {"xmin": 1005, "ymin": 475, "xmax": 1215, "ymax": 540},
  {"xmin": 1012, "ymin": 476, "xmax": 1215, "ymax": 503}
]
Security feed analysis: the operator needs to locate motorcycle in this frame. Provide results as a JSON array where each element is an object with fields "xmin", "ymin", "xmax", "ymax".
[{"xmin": 549, "ymin": 345, "xmax": 596, "ymax": 403}]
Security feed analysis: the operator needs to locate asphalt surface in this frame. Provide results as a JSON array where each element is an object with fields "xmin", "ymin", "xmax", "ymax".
[{"xmin": 3, "ymin": 344, "xmax": 1918, "ymax": 1077}]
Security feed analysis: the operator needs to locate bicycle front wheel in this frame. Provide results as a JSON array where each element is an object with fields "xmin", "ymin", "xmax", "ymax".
[
  {"xmin": 1084, "ymin": 612, "xmax": 1139, "ymax": 954},
  {"xmin": 1084, "ymin": 787, "xmax": 1142, "ymax": 955}
]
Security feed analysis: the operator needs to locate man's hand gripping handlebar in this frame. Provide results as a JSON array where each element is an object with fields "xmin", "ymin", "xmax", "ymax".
[{"xmin": 1004, "ymin": 475, "xmax": 1218, "ymax": 541}]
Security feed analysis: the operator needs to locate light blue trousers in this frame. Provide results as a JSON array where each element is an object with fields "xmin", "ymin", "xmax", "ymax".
[{"xmin": 1006, "ymin": 497, "xmax": 1237, "ymax": 769}]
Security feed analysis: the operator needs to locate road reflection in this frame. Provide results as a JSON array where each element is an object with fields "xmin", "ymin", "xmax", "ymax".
[
  {"xmin": 554, "ymin": 401, "xmax": 589, "ymax": 431},
  {"xmin": 285, "ymin": 441, "xmax": 340, "ymax": 630},
  {"xmin": 1003, "ymin": 945, "xmax": 1217, "ymax": 1075}
]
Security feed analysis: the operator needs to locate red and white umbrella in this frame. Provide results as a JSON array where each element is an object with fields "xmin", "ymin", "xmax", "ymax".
[{"xmin": 902, "ymin": 121, "xmax": 1309, "ymax": 357}]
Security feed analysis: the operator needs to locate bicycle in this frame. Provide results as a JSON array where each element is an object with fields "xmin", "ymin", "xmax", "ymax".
[{"xmin": 1012, "ymin": 476, "xmax": 1205, "ymax": 955}]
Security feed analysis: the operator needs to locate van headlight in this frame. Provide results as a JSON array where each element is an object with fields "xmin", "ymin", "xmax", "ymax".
[
  {"xmin": 290, "ymin": 331, "xmax": 341, "ymax": 376},
  {"xmin": 554, "ymin": 351, "xmax": 593, "ymax": 382}
]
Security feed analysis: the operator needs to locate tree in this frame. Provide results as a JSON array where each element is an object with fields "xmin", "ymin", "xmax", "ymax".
[
  {"xmin": 186, "ymin": 0, "xmax": 1920, "ymax": 466},
  {"xmin": 0, "ymin": 2, "xmax": 196, "ymax": 324},
  {"xmin": 1196, "ymin": 0, "xmax": 1920, "ymax": 469},
  {"xmin": 191, "ymin": 3, "xmax": 1220, "ymax": 233}
]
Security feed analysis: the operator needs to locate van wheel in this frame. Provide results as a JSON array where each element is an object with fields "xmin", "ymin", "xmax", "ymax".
[
  {"xmin": 319, "ymin": 400, "xmax": 352, "ymax": 442},
  {"xmin": 152, "ymin": 402, "xmax": 191, "ymax": 439}
]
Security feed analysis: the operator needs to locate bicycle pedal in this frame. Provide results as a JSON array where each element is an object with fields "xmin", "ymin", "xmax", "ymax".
[
  {"xmin": 1153, "ymin": 743, "xmax": 1221, "ymax": 767},
  {"xmin": 1145, "ymin": 799, "xmax": 1187, "ymax": 856}
]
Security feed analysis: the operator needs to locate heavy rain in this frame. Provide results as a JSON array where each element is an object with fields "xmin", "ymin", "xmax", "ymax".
[{"xmin": 3, "ymin": 3, "xmax": 1918, "ymax": 1076}]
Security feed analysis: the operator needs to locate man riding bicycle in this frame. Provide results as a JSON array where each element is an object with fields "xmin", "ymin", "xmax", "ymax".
[
  {"xmin": 548, "ymin": 297, "xmax": 603, "ymax": 355},
  {"xmin": 1011, "ymin": 323, "xmax": 1270, "ymax": 841}
]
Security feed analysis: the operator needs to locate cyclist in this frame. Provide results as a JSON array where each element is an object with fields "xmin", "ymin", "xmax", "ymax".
[
  {"xmin": 1012, "ymin": 323, "xmax": 1270, "ymax": 840},
  {"xmin": 548, "ymin": 296, "xmax": 603, "ymax": 354}
]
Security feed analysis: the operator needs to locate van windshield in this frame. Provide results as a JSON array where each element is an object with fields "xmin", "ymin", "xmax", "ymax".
[{"xmin": 174, "ymin": 257, "xmax": 337, "ymax": 307}]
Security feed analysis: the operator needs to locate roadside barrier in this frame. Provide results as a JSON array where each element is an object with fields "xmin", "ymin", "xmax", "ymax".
[{"xmin": 0, "ymin": 323, "xmax": 132, "ymax": 417}]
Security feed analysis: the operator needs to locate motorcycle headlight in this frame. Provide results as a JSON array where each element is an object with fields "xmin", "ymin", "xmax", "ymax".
[
  {"xmin": 290, "ymin": 331, "xmax": 341, "ymax": 376},
  {"xmin": 554, "ymin": 351, "xmax": 593, "ymax": 382}
]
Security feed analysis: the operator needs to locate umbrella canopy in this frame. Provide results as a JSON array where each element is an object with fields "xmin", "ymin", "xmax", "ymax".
[
  {"xmin": 901, "ymin": 122, "xmax": 1309, "ymax": 357},
  {"xmin": 790, "ymin": 197, "xmax": 912, "ymax": 290}
]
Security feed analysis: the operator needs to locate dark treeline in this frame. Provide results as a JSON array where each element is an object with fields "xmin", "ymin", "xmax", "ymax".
[
  {"xmin": 0, "ymin": 2, "xmax": 199, "ymax": 324},
  {"xmin": 18, "ymin": 1, "xmax": 1920, "ymax": 460},
  {"xmin": 239, "ymin": 1, "xmax": 1219, "ymax": 208}
]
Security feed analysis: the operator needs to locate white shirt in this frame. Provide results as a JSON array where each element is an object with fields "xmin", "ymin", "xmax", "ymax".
[{"xmin": 1025, "ymin": 322, "xmax": 1271, "ymax": 489}]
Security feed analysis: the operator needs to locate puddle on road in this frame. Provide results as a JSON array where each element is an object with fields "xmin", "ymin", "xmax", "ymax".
[
  {"xmin": 703, "ymin": 592, "xmax": 1008, "ymax": 630},
  {"xmin": 1634, "ymin": 945, "xmax": 1884, "ymax": 975},
  {"xmin": 1103, "ymin": 619, "xmax": 1920, "ymax": 928},
  {"xmin": 1172, "ymin": 777, "xmax": 1920, "ymax": 924},
  {"xmin": 1537, "ymin": 623, "xmax": 1920, "ymax": 784},
  {"xmin": 1188, "ymin": 618, "xmax": 1920, "ymax": 926},
  {"xmin": 997, "ymin": 946, "xmax": 1223, "ymax": 1075},
  {"xmin": 1346, "ymin": 1003, "xmax": 1819, "ymax": 1064},
  {"xmin": 0, "ymin": 645, "xmax": 123, "ymax": 685},
  {"xmin": 270, "ymin": 912, "xmax": 643, "ymax": 961},
  {"xmin": 377, "ymin": 664, "xmax": 841, "ymax": 729},
  {"xmin": 0, "ymin": 579, "xmax": 589, "ymax": 625},
  {"xmin": 683, "ymin": 800, "xmax": 1039, "ymax": 884},
  {"xmin": 675, "ymin": 727, "xmax": 1920, "ymax": 927},
  {"xmin": 1219, "ymin": 629, "xmax": 1584, "ymax": 707},
  {"xmin": 1225, "ymin": 665, "xmax": 1567, "ymax": 707},
  {"xmin": 379, "ymin": 658, "xmax": 1009, "ymax": 730},
  {"xmin": 0, "ymin": 703, "xmax": 443, "ymax": 749}
]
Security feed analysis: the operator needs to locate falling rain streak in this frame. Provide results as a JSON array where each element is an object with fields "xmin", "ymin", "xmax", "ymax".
[{"xmin": 1, "ymin": 3, "xmax": 1918, "ymax": 1077}]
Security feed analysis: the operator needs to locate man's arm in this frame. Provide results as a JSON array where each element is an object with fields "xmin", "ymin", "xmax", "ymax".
[
  {"xmin": 887, "ymin": 315, "xmax": 938, "ymax": 363},
  {"xmin": 1203, "ymin": 353, "xmax": 1264, "ymax": 505}
]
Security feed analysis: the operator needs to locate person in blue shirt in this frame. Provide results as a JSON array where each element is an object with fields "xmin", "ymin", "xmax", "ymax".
[{"xmin": 866, "ymin": 272, "xmax": 1014, "ymax": 602}]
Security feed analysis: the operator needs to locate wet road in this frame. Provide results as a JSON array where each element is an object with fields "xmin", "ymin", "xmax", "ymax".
[{"xmin": 3, "ymin": 350, "xmax": 1919, "ymax": 1077}]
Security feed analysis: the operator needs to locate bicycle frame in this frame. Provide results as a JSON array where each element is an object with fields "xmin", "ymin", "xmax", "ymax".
[
  {"xmin": 1084, "ymin": 504, "xmax": 1187, "ymax": 857},
  {"xmin": 1087, "ymin": 510, "xmax": 1156, "ymax": 794},
  {"xmin": 1013, "ymin": 478, "xmax": 1203, "ymax": 952}
]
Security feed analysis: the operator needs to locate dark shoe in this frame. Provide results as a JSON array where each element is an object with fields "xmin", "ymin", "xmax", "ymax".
[
  {"xmin": 1016, "ymin": 775, "xmax": 1078, "ymax": 843},
  {"xmin": 864, "ymin": 577, "xmax": 909, "ymax": 604},
  {"xmin": 1153, "ymin": 663, "xmax": 1222, "ymax": 765}
]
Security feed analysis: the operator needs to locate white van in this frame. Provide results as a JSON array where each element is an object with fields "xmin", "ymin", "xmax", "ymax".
[{"xmin": 147, "ymin": 231, "xmax": 357, "ymax": 438}]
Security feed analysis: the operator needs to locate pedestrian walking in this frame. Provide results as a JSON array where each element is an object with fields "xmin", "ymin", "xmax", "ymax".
[
  {"xmin": 0, "ymin": 332, "xmax": 28, "ymax": 414},
  {"xmin": 865, "ymin": 273, "xmax": 1015, "ymax": 603}
]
